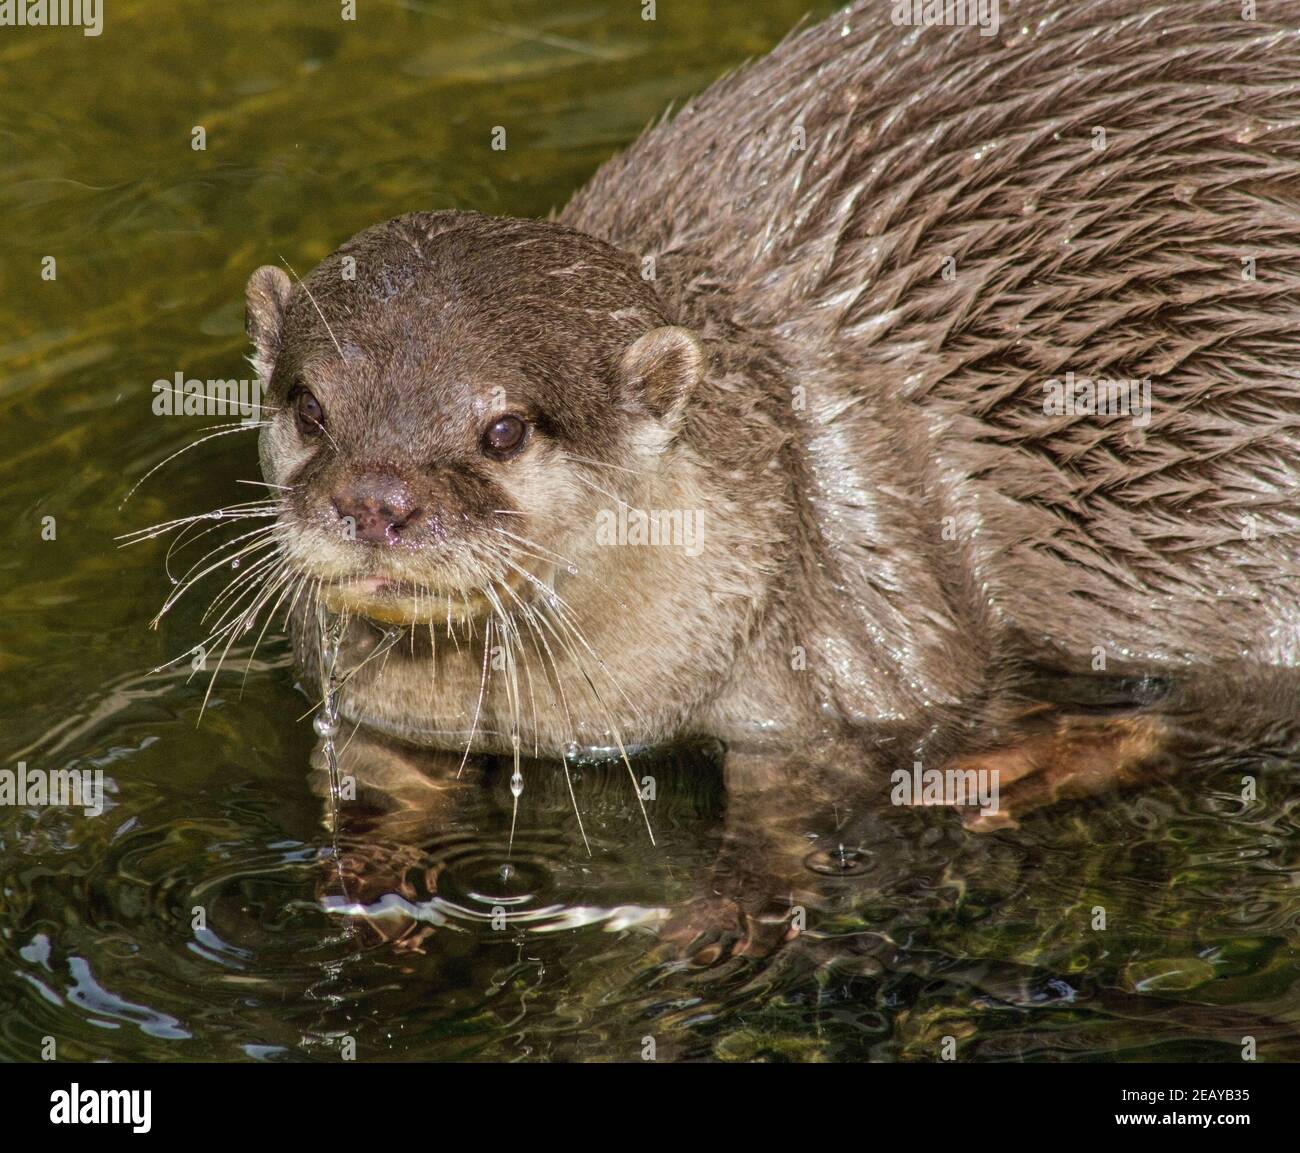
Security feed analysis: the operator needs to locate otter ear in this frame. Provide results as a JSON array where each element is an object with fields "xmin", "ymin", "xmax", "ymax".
[
  {"xmin": 245, "ymin": 265, "xmax": 293, "ymax": 378},
  {"xmin": 617, "ymin": 326, "xmax": 704, "ymax": 427}
]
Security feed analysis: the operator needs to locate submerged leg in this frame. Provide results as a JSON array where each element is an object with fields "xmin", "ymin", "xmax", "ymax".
[
  {"xmin": 942, "ymin": 711, "xmax": 1175, "ymax": 832},
  {"xmin": 657, "ymin": 739, "xmax": 873, "ymax": 965},
  {"xmin": 310, "ymin": 728, "xmax": 480, "ymax": 950},
  {"xmin": 940, "ymin": 662, "xmax": 1300, "ymax": 830}
]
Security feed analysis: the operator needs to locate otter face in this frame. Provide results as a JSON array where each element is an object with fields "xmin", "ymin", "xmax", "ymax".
[{"xmin": 244, "ymin": 212, "xmax": 703, "ymax": 627}]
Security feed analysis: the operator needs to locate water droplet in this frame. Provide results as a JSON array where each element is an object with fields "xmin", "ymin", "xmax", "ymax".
[
  {"xmin": 1234, "ymin": 119, "xmax": 1265, "ymax": 144},
  {"xmin": 231, "ymin": 558, "xmax": 240, "ymax": 568},
  {"xmin": 804, "ymin": 844, "xmax": 869, "ymax": 876},
  {"xmin": 566, "ymin": 564, "xmax": 578, "ymax": 576},
  {"xmin": 510, "ymin": 772, "xmax": 524, "ymax": 799},
  {"xmin": 313, "ymin": 714, "xmax": 339, "ymax": 739},
  {"xmin": 563, "ymin": 741, "xmax": 579, "ymax": 761}
]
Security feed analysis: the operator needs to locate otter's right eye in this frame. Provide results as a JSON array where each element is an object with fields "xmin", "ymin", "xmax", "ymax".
[
  {"xmin": 482, "ymin": 413, "xmax": 528, "ymax": 459},
  {"xmin": 290, "ymin": 385, "xmax": 324, "ymax": 437}
]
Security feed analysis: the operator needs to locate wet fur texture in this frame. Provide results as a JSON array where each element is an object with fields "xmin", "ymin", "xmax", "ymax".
[
  {"xmin": 565, "ymin": 0, "xmax": 1300, "ymax": 706},
  {"xmin": 250, "ymin": 0, "xmax": 1299, "ymax": 780}
]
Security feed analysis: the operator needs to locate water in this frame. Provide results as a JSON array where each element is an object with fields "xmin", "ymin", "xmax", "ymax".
[{"xmin": 3, "ymin": 0, "xmax": 1300, "ymax": 1063}]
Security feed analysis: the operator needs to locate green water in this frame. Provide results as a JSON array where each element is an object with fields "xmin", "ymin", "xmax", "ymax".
[{"xmin": 2, "ymin": 0, "xmax": 1299, "ymax": 1063}]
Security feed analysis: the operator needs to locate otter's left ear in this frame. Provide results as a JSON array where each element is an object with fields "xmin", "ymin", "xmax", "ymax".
[
  {"xmin": 245, "ymin": 265, "xmax": 294, "ymax": 378},
  {"xmin": 618, "ymin": 326, "xmax": 704, "ymax": 427}
]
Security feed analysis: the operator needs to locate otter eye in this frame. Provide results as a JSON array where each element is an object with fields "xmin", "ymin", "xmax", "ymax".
[
  {"xmin": 482, "ymin": 414, "xmax": 527, "ymax": 459},
  {"xmin": 290, "ymin": 384, "xmax": 324, "ymax": 437}
]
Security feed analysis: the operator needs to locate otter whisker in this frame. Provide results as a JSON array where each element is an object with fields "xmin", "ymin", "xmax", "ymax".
[
  {"xmin": 291, "ymin": 618, "xmax": 406, "ymax": 724},
  {"xmin": 162, "ymin": 509, "xmax": 283, "ymax": 584},
  {"xmin": 426, "ymin": 621, "xmax": 439, "ymax": 695},
  {"xmin": 491, "ymin": 526, "xmax": 576, "ymax": 570},
  {"xmin": 121, "ymin": 422, "xmax": 271, "ymax": 508},
  {"xmin": 138, "ymin": 505, "xmax": 280, "ymax": 589},
  {"xmin": 504, "ymin": 590, "xmax": 535, "ymax": 764},
  {"xmin": 494, "ymin": 550, "xmax": 576, "ymax": 615},
  {"xmin": 196, "ymin": 559, "xmax": 297, "ymax": 724},
  {"xmin": 445, "ymin": 592, "xmax": 462, "ymax": 647},
  {"xmin": 498, "ymin": 552, "xmax": 647, "ymax": 730},
  {"xmin": 201, "ymin": 543, "xmax": 291, "ymax": 629},
  {"xmin": 459, "ymin": 589, "xmax": 484, "ymax": 642},
  {"xmin": 489, "ymin": 554, "xmax": 653, "ymax": 844},
  {"xmin": 147, "ymin": 548, "xmax": 289, "ymax": 687},
  {"xmin": 220, "ymin": 560, "xmax": 295, "ymax": 656},
  {"xmin": 483, "ymin": 590, "xmax": 526, "ymax": 854},
  {"xmin": 152, "ymin": 536, "xmax": 281, "ymax": 632},
  {"xmin": 239, "ymin": 562, "xmax": 309, "ymax": 694},
  {"xmin": 179, "ymin": 520, "xmax": 284, "ymax": 587},
  {"xmin": 152, "ymin": 524, "xmax": 287, "ymax": 626},
  {"xmin": 235, "ymin": 479, "xmax": 300, "ymax": 491},
  {"xmin": 332, "ymin": 622, "xmax": 406, "ymax": 693},
  {"xmin": 149, "ymin": 589, "xmax": 270, "ymax": 674},
  {"xmin": 116, "ymin": 498, "xmax": 280, "ymax": 546},
  {"xmin": 273, "ymin": 571, "xmax": 315, "ymax": 670},
  {"xmin": 278, "ymin": 255, "xmax": 346, "ymax": 362},
  {"xmin": 276, "ymin": 569, "xmax": 312, "ymax": 639},
  {"xmin": 567, "ymin": 469, "xmax": 632, "ymax": 511},
  {"xmin": 560, "ymin": 451, "xmax": 647, "ymax": 477},
  {"xmin": 484, "ymin": 580, "xmax": 538, "ymax": 757},
  {"xmin": 456, "ymin": 616, "xmax": 493, "ymax": 781},
  {"xmin": 533, "ymin": 594, "xmax": 655, "ymax": 846},
  {"xmin": 499, "ymin": 583, "xmax": 569, "ymax": 731},
  {"xmin": 195, "ymin": 548, "xmax": 290, "ymax": 646},
  {"xmin": 336, "ymin": 715, "xmax": 366, "ymax": 761},
  {"xmin": 487, "ymin": 531, "xmax": 570, "ymax": 573},
  {"xmin": 493, "ymin": 575, "xmax": 592, "ymax": 856}
]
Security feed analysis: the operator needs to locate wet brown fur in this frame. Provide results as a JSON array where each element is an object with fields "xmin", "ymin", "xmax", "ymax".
[{"xmin": 241, "ymin": 0, "xmax": 1300, "ymax": 947}]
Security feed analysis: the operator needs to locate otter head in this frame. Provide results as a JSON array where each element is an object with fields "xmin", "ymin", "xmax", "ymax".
[{"xmin": 245, "ymin": 211, "xmax": 705, "ymax": 627}]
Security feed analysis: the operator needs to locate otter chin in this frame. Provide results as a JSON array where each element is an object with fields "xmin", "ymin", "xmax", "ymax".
[
  {"xmin": 229, "ymin": 0, "xmax": 1300, "ymax": 960},
  {"xmin": 318, "ymin": 568, "xmax": 543, "ymax": 627}
]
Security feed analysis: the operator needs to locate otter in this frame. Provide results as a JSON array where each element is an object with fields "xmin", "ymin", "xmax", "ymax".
[{"xmin": 230, "ymin": 0, "xmax": 1300, "ymax": 958}]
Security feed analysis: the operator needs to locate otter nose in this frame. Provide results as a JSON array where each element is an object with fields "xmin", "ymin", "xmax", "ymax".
[{"xmin": 332, "ymin": 474, "xmax": 419, "ymax": 544}]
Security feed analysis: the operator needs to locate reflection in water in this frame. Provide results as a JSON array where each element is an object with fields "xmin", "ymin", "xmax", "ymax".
[{"xmin": 3, "ymin": 657, "xmax": 1299, "ymax": 1062}]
